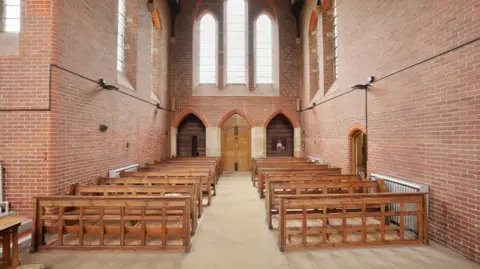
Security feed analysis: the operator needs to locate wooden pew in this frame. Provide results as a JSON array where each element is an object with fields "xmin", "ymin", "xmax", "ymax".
[
  {"xmin": 143, "ymin": 164, "xmax": 219, "ymax": 185},
  {"xmin": 95, "ymin": 177, "xmax": 204, "ymax": 218},
  {"xmin": 67, "ymin": 184, "xmax": 199, "ymax": 235},
  {"xmin": 257, "ymin": 166, "xmax": 342, "ymax": 198},
  {"xmin": 139, "ymin": 167, "xmax": 218, "ymax": 196},
  {"xmin": 265, "ymin": 178, "xmax": 386, "ymax": 229},
  {"xmin": 120, "ymin": 171, "xmax": 214, "ymax": 206},
  {"xmin": 255, "ymin": 163, "xmax": 329, "ymax": 187},
  {"xmin": 276, "ymin": 192, "xmax": 428, "ymax": 251},
  {"xmin": 264, "ymin": 174, "xmax": 361, "ymax": 225},
  {"xmin": 251, "ymin": 158, "xmax": 309, "ymax": 185},
  {"xmin": 165, "ymin": 157, "xmax": 223, "ymax": 176},
  {"xmin": 161, "ymin": 158, "xmax": 221, "ymax": 170},
  {"xmin": 31, "ymin": 196, "xmax": 192, "ymax": 253}
]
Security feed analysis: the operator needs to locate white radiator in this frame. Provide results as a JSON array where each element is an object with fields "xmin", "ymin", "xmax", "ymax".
[
  {"xmin": 307, "ymin": 156, "xmax": 325, "ymax": 164},
  {"xmin": 370, "ymin": 173, "xmax": 429, "ymax": 234},
  {"xmin": 108, "ymin": 164, "xmax": 139, "ymax": 178},
  {"xmin": 0, "ymin": 161, "xmax": 9, "ymax": 216}
]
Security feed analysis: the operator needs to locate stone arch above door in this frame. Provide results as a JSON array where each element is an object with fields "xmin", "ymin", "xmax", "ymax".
[
  {"xmin": 263, "ymin": 108, "xmax": 300, "ymax": 128},
  {"xmin": 218, "ymin": 108, "xmax": 255, "ymax": 128},
  {"xmin": 172, "ymin": 108, "xmax": 209, "ymax": 128}
]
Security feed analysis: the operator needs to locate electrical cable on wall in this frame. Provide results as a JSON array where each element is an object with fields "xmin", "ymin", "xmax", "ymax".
[
  {"xmin": 0, "ymin": 64, "xmax": 173, "ymax": 112},
  {"xmin": 299, "ymin": 36, "xmax": 480, "ymax": 113}
]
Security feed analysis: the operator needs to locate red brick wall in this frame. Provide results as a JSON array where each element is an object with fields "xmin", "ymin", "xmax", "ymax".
[
  {"xmin": 51, "ymin": 0, "xmax": 171, "ymax": 194},
  {"xmin": 301, "ymin": 0, "xmax": 480, "ymax": 262},
  {"xmin": 0, "ymin": 0, "xmax": 56, "ymax": 214},
  {"xmin": 171, "ymin": 0, "xmax": 300, "ymax": 126},
  {"xmin": 0, "ymin": 0, "xmax": 172, "ymax": 215}
]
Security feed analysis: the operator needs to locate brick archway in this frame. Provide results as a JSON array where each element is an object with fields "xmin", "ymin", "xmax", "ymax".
[
  {"xmin": 218, "ymin": 108, "xmax": 255, "ymax": 128},
  {"xmin": 171, "ymin": 108, "xmax": 209, "ymax": 128},
  {"xmin": 347, "ymin": 122, "xmax": 366, "ymax": 137},
  {"xmin": 263, "ymin": 108, "xmax": 300, "ymax": 128}
]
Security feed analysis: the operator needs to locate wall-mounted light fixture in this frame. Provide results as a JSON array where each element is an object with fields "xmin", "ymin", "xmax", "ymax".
[
  {"xmin": 351, "ymin": 76, "xmax": 375, "ymax": 90},
  {"xmin": 98, "ymin": 79, "xmax": 119, "ymax": 91},
  {"xmin": 99, "ymin": 124, "xmax": 108, "ymax": 132},
  {"xmin": 351, "ymin": 84, "xmax": 370, "ymax": 90}
]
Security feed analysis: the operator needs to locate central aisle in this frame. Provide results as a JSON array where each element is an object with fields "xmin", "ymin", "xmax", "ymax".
[{"xmin": 179, "ymin": 171, "xmax": 289, "ymax": 268}]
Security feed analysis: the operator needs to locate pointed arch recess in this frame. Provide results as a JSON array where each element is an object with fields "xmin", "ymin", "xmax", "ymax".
[
  {"xmin": 196, "ymin": 8, "xmax": 219, "ymax": 22},
  {"xmin": 218, "ymin": 108, "xmax": 255, "ymax": 128},
  {"xmin": 253, "ymin": 9, "xmax": 276, "ymax": 23},
  {"xmin": 172, "ymin": 108, "xmax": 209, "ymax": 128},
  {"xmin": 263, "ymin": 109, "xmax": 300, "ymax": 128}
]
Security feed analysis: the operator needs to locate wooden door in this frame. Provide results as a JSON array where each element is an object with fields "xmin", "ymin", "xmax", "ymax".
[
  {"xmin": 222, "ymin": 128, "xmax": 237, "ymax": 171},
  {"xmin": 236, "ymin": 127, "xmax": 250, "ymax": 170},
  {"xmin": 351, "ymin": 131, "xmax": 366, "ymax": 176},
  {"xmin": 177, "ymin": 114, "xmax": 206, "ymax": 157},
  {"xmin": 222, "ymin": 114, "xmax": 251, "ymax": 171}
]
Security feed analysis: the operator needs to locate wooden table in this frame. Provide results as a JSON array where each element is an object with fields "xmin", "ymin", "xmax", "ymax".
[{"xmin": 0, "ymin": 216, "xmax": 27, "ymax": 269}]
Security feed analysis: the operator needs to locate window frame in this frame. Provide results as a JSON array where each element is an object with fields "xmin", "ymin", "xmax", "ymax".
[
  {"xmin": 254, "ymin": 13, "xmax": 274, "ymax": 85},
  {"xmin": 2, "ymin": 0, "xmax": 21, "ymax": 33},
  {"xmin": 224, "ymin": 0, "xmax": 248, "ymax": 86},
  {"xmin": 332, "ymin": 0, "xmax": 338, "ymax": 80},
  {"xmin": 198, "ymin": 13, "xmax": 218, "ymax": 85},
  {"xmin": 117, "ymin": 0, "xmax": 127, "ymax": 73}
]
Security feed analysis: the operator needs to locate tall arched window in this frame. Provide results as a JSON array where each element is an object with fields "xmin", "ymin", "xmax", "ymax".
[
  {"xmin": 199, "ymin": 14, "xmax": 217, "ymax": 84},
  {"xmin": 333, "ymin": 0, "xmax": 338, "ymax": 79},
  {"xmin": 226, "ymin": 0, "xmax": 246, "ymax": 84},
  {"xmin": 2, "ymin": 0, "xmax": 21, "ymax": 32},
  {"xmin": 117, "ymin": 0, "xmax": 126, "ymax": 73},
  {"xmin": 255, "ymin": 14, "xmax": 273, "ymax": 84}
]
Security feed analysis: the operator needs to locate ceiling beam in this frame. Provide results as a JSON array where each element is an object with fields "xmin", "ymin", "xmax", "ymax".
[{"xmin": 290, "ymin": 0, "xmax": 304, "ymax": 38}]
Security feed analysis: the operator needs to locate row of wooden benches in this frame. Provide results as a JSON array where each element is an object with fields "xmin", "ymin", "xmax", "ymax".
[
  {"xmin": 252, "ymin": 157, "xmax": 429, "ymax": 251},
  {"xmin": 30, "ymin": 157, "xmax": 222, "ymax": 253}
]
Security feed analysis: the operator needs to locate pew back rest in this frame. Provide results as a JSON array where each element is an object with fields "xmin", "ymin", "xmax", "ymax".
[
  {"xmin": 31, "ymin": 196, "xmax": 192, "ymax": 252},
  {"xmin": 260, "ymin": 166, "xmax": 337, "ymax": 172},
  {"xmin": 120, "ymin": 171, "xmax": 209, "ymax": 178},
  {"xmin": 269, "ymin": 180, "xmax": 387, "ymax": 195},
  {"xmin": 95, "ymin": 176, "xmax": 201, "ymax": 186},
  {"xmin": 70, "ymin": 185, "xmax": 195, "ymax": 197},
  {"xmin": 267, "ymin": 174, "xmax": 360, "ymax": 182},
  {"xmin": 277, "ymin": 192, "xmax": 428, "ymax": 250}
]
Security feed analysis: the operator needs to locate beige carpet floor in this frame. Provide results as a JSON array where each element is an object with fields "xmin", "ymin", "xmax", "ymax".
[{"xmin": 20, "ymin": 172, "xmax": 480, "ymax": 269}]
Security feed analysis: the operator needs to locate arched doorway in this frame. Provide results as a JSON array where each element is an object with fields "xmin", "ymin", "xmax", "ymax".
[
  {"xmin": 266, "ymin": 114, "xmax": 294, "ymax": 157},
  {"xmin": 351, "ymin": 130, "xmax": 367, "ymax": 176},
  {"xmin": 177, "ymin": 114, "xmax": 206, "ymax": 157},
  {"xmin": 221, "ymin": 114, "xmax": 251, "ymax": 171}
]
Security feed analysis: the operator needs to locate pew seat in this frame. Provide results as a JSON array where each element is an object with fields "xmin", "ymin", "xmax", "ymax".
[
  {"xmin": 286, "ymin": 230, "xmax": 405, "ymax": 245},
  {"xmin": 271, "ymin": 215, "xmax": 323, "ymax": 230}
]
